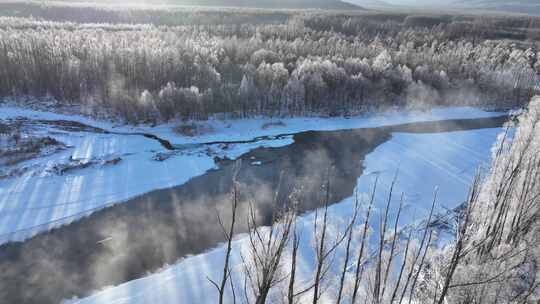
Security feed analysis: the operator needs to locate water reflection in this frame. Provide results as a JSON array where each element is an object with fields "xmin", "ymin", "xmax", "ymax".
[{"xmin": 0, "ymin": 116, "xmax": 507, "ymax": 304}]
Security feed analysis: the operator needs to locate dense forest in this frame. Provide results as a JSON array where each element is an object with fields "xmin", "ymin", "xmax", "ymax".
[{"xmin": 0, "ymin": 3, "xmax": 539, "ymax": 123}]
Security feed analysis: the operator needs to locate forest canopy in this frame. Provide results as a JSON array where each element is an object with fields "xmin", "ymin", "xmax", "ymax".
[{"xmin": 0, "ymin": 2, "xmax": 539, "ymax": 122}]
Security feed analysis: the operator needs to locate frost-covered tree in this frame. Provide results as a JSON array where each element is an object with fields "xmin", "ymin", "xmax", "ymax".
[
  {"xmin": 421, "ymin": 97, "xmax": 540, "ymax": 304},
  {"xmin": 0, "ymin": 13, "xmax": 538, "ymax": 121},
  {"xmin": 239, "ymin": 74, "xmax": 257, "ymax": 116},
  {"xmin": 372, "ymin": 50, "xmax": 393, "ymax": 78}
]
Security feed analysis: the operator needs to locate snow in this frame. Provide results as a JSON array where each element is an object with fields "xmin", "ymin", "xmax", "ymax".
[
  {"xmin": 62, "ymin": 123, "xmax": 504, "ymax": 304},
  {"xmin": 0, "ymin": 106, "xmax": 502, "ymax": 145},
  {"xmin": 0, "ymin": 130, "xmax": 289, "ymax": 244},
  {"xmin": 141, "ymin": 106, "xmax": 503, "ymax": 144},
  {"xmin": 0, "ymin": 105, "xmax": 504, "ymax": 244},
  {"xmin": 0, "ymin": 105, "xmax": 507, "ymax": 303}
]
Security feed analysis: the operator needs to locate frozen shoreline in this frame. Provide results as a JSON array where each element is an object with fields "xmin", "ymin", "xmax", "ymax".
[{"xmin": 0, "ymin": 106, "xmax": 505, "ymax": 245}]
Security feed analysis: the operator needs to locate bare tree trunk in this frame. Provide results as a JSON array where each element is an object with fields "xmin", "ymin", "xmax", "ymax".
[
  {"xmin": 209, "ymin": 160, "xmax": 242, "ymax": 304},
  {"xmin": 243, "ymin": 172, "xmax": 296, "ymax": 304},
  {"xmin": 336, "ymin": 191, "xmax": 361, "ymax": 304},
  {"xmin": 436, "ymin": 174, "xmax": 480, "ymax": 304},
  {"xmin": 287, "ymin": 222, "xmax": 300, "ymax": 304},
  {"xmin": 380, "ymin": 193, "xmax": 404, "ymax": 301},
  {"xmin": 389, "ymin": 227, "xmax": 413, "ymax": 304},
  {"xmin": 398, "ymin": 189, "xmax": 438, "ymax": 304},
  {"xmin": 373, "ymin": 174, "xmax": 398, "ymax": 303},
  {"xmin": 312, "ymin": 176, "xmax": 331, "ymax": 304},
  {"xmin": 351, "ymin": 176, "xmax": 378, "ymax": 304},
  {"xmin": 407, "ymin": 230, "xmax": 433, "ymax": 304}
]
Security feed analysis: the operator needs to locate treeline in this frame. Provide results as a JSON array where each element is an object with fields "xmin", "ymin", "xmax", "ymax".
[
  {"xmin": 3, "ymin": 2, "xmax": 540, "ymax": 41},
  {"xmin": 0, "ymin": 14, "xmax": 539, "ymax": 122},
  {"xmin": 307, "ymin": 13, "xmax": 540, "ymax": 41},
  {"xmin": 212, "ymin": 98, "xmax": 540, "ymax": 303},
  {"xmin": 0, "ymin": 2, "xmax": 291, "ymax": 26}
]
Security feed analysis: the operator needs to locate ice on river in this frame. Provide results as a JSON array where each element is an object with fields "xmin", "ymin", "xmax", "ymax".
[
  {"xmin": 66, "ymin": 125, "xmax": 504, "ymax": 304},
  {"xmin": 0, "ymin": 105, "xmax": 503, "ymax": 244}
]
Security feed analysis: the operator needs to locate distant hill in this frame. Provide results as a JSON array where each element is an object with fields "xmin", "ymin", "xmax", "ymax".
[
  {"xmin": 374, "ymin": 0, "xmax": 539, "ymax": 15},
  {"xmin": 167, "ymin": 0, "xmax": 363, "ymax": 10},
  {"xmin": 344, "ymin": 0, "xmax": 390, "ymax": 8},
  {"xmin": 53, "ymin": 0, "xmax": 363, "ymax": 10},
  {"xmin": 455, "ymin": 0, "xmax": 540, "ymax": 15}
]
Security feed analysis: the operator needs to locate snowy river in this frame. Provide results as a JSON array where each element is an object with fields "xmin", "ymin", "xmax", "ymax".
[{"xmin": 0, "ymin": 109, "xmax": 508, "ymax": 304}]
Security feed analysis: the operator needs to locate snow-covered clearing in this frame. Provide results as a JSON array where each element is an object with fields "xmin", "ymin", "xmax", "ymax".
[{"xmin": 6, "ymin": 109, "xmax": 501, "ymax": 304}]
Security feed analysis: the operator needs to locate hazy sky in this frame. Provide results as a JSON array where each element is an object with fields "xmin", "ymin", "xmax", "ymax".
[
  {"xmin": 387, "ymin": 0, "xmax": 452, "ymax": 5},
  {"xmin": 0, "ymin": 0, "xmax": 457, "ymax": 8},
  {"xmin": 347, "ymin": 0, "xmax": 454, "ymax": 7}
]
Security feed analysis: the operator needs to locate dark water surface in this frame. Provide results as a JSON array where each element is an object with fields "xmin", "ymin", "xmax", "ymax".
[{"xmin": 0, "ymin": 115, "xmax": 508, "ymax": 304}]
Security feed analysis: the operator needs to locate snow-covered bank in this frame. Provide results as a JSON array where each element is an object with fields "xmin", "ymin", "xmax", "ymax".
[
  {"xmin": 67, "ymin": 126, "xmax": 504, "ymax": 304},
  {"xmin": 0, "ymin": 106, "xmax": 504, "ymax": 245},
  {"xmin": 0, "ymin": 106, "xmax": 503, "ymax": 144}
]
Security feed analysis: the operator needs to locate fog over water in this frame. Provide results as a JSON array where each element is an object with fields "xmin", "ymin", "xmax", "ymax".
[{"xmin": 0, "ymin": 115, "xmax": 508, "ymax": 304}]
